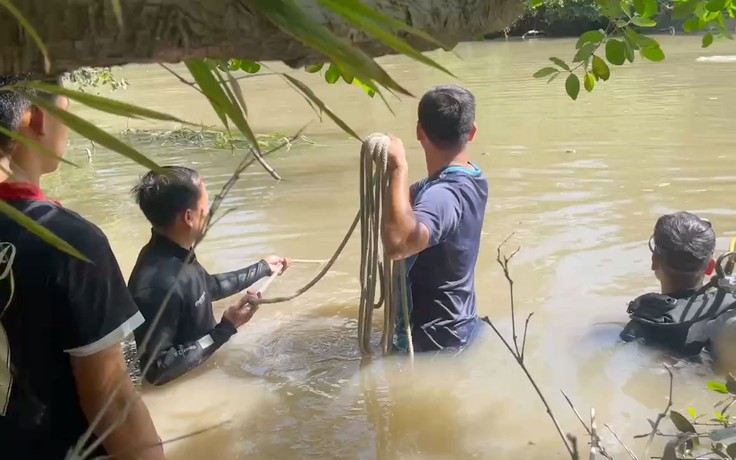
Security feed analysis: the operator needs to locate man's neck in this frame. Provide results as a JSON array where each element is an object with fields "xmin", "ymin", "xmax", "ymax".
[
  {"xmin": 425, "ymin": 148, "xmax": 471, "ymax": 178},
  {"xmin": 661, "ymin": 282, "xmax": 702, "ymax": 297},
  {"xmin": 0, "ymin": 154, "xmax": 41, "ymax": 185},
  {"xmin": 154, "ymin": 227, "xmax": 194, "ymax": 251}
]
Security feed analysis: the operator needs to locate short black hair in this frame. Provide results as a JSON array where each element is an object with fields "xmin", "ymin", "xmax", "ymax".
[
  {"xmin": 652, "ymin": 211, "xmax": 716, "ymax": 274},
  {"xmin": 0, "ymin": 73, "xmax": 62, "ymax": 156},
  {"xmin": 132, "ymin": 166, "xmax": 202, "ymax": 229},
  {"xmin": 417, "ymin": 85, "xmax": 476, "ymax": 151}
]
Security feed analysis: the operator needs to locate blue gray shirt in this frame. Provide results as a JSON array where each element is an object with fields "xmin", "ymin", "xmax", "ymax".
[{"xmin": 403, "ymin": 163, "xmax": 488, "ymax": 351}]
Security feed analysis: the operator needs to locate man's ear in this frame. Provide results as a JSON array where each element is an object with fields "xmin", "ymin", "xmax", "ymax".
[
  {"xmin": 651, "ymin": 253, "xmax": 659, "ymax": 271},
  {"xmin": 183, "ymin": 209, "xmax": 194, "ymax": 228},
  {"xmin": 706, "ymin": 258, "xmax": 716, "ymax": 276},
  {"xmin": 468, "ymin": 123, "xmax": 477, "ymax": 142},
  {"xmin": 27, "ymin": 107, "xmax": 46, "ymax": 136},
  {"xmin": 416, "ymin": 122, "xmax": 422, "ymax": 142}
]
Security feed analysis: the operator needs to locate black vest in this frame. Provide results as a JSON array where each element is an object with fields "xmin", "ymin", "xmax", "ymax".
[{"xmin": 621, "ymin": 287, "xmax": 736, "ymax": 355}]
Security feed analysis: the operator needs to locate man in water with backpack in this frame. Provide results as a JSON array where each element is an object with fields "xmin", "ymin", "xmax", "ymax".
[
  {"xmin": 621, "ymin": 211, "xmax": 736, "ymax": 356},
  {"xmin": 381, "ymin": 85, "xmax": 488, "ymax": 353}
]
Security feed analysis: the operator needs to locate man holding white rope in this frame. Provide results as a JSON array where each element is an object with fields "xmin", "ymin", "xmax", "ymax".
[
  {"xmin": 128, "ymin": 166, "xmax": 290, "ymax": 386},
  {"xmin": 382, "ymin": 85, "xmax": 488, "ymax": 353}
]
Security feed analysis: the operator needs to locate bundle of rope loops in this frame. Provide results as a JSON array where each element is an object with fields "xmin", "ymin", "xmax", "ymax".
[
  {"xmin": 251, "ymin": 133, "xmax": 412, "ymax": 357},
  {"xmin": 359, "ymin": 133, "xmax": 413, "ymax": 357}
]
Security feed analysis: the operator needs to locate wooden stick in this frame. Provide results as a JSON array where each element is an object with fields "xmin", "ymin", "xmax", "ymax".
[{"xmin": 289, "ymin": 258, "xmax": 328, "ymax": 264}]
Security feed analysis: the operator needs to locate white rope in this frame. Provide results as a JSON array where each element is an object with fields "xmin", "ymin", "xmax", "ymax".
[
  {"xmin": 248, "ymin": 133, "xmax": 413, "ymax": 357},
  {"xmin": 359, "ymin": 133, "xmax": 413, "ymax": 357}
]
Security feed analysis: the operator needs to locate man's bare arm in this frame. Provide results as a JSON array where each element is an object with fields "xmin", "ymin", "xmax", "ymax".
[
  {"xmin": 382, "ymin": 162, "xmax": 430, "ymax": 261},
  {"xmin": 71, "ymin": 343, "xmax": 165, "ymax": 460}
]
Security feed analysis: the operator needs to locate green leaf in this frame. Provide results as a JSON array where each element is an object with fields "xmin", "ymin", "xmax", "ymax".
[
  {"xmin": 353, "ymin": 78, "xmax": 376, "ymax": 97},
  {"xmin": 591, "ymin": 56, "xmax": 611, "ymax": 81},
  {"xmin": 606, "ymin": 39, "xmax": 627, "ymax": 65},
  {"xmin": 548, "ymin": 72, "xmax": 561, "ymax": 84},
  {"xmin": 634, "ymin": 0, "xmax": 646, "ymax": 15},
  {"xmin": 533, "ymin": 67, "xmax": 559, "ymax": 78},
  {"xmin": 282, "ymin": 74, "xmax": 361, "ymax": 140},
  {"xmin": 703, "ymin": 31, "xmax": 715, "ymax": 47},
  {"xmin": 671, "ymin": 411, "xmax": 697, "ymax": 433},
  {"xmin": 0, "ymin": 0, "xmax": 50, "ymax": 73},
  {"xmin": 709, "ymin": 381, "xmax": 730, "ymax": 394},
  {"xmin": 226, "ymin": 71, "xmax": 248, "ymax": 117},
  {"xmin": 110, "ymin": 0, "xmax": 123, "ymax": 28},
  {"xmin": 583, "ymin": 73, "xmax": 595, "ymax": 92},
  {"xmin": 631, "ymin": 16, "xmax": 657, "ymax": 27},
  {"xmin": 0, "ymin": 200, "xmax": 89, "ymax": 262},
  {"xmin": 644, "ymin": 0, "xmax": 658, "ymax": 17},
  {"xmin": 185, "ymin": 62, "xmax": 229, "ymax": 131},
  {"xmin": 0, "ymin": 124, "xmax": 77, "ymax": 167},
  {"xmin": 625, "ymin": 28, "xmax": 658, "ymax": 48},
  {"xmin": 238, "ymin": 60, "xmax": 262, "ymax": 74},
  {"xmin": 530, "ymin": 0, "xmax": 543, "ymax": 7},
  {"xmin": 550, "ymin": 57, "xmax": 571, "ymax": 71},
  {"xmin": 18, "ymin": 82, "xmax": 193, "ymax": 125},
  {"xmin": 341, "ymin": 69, "xmax": 354, "ymax": 84},
  {"xmin": 20, "ymin": 91, "xmax": 162, "ymax": 173},
  {"xmin": 316, "ymin": 0, "xmax": 454, "ymax": 79},
  {"xmin": 212, "ymin": 66, "xmax": 261, "ymax": 152},
  {"xmin": 304, "ymin": 63, "xmax": 324, "ymax": 73},
  {"xmin": 565, "ymin": 73, "xmax": 580, "ymax": 100},
  {"xmin": 683, "ymin": 16, "xmax": 705, "ymax": 32},
  {"xmin": 247, "ymin": 0, "xmax": 411, "ymax": 96},
  {"xmin": 707, "ymin": 0, "xmax": 727, "ymax": 12},
  {"xmin": 623, "ymin": 39, "xmax": 635, "ymax": 62},
  {"xmin": 573, "ymin": 42, "xmax": 597, "ymax": 63},
  {"xmin": 325, "ymin": 63, "xmax": 341, "ymax": 84},
  {"xmin": 673, "ymin": 0, "xmax": 700, "ymax": 18},
  {"xmin": 318, "ymin": 0, "xmax": 449, "ymax": 50},
  {"xmin": 641, "ymin": 45, "xmax": 665, "ymax": 62},
  {"xmin": 576, "ymin": 29, "xmax": 605, "ymax": 49},
  {"xmin": 688, "ymin": 406, "xmax": 697, "ymax": 419}
]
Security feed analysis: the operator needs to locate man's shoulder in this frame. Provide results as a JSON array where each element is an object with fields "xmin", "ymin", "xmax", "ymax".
[
  {"xmin": 0, "ymin": 200, "xmax": 109, "ymax": 256},
  {"xmin": 129, "ymin": 252, "xmax": 187, "ymax": 298}
]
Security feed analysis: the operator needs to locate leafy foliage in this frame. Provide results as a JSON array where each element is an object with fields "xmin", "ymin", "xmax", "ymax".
[{"xmin": 534, "ymin": 0, "xmax": 736, "ymax": 99}]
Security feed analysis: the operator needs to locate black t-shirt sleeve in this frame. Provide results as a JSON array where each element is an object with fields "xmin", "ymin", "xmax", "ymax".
[{"xmin": 57, "ymin": 232, "xmax": 143, "ymax": 357}]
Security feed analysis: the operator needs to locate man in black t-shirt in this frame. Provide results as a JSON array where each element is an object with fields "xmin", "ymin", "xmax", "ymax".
[
  {"xmin": 0, "ymin": 74, "xmax": 163, "ymax": 459},
  {"xmin": 129, "ymin": 166, "xmax": 290, "ymax": 385}
]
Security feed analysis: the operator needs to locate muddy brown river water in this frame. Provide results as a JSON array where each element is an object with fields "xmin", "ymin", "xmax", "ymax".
[{"xmin": 43, "ymin": 36, "xmax": 736, "ymax": 459}]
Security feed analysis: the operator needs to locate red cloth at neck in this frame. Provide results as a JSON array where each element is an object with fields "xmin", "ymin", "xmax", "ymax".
[{"xmin": 0, "ymin": 182, "xmax": 61, "ymax": 206}]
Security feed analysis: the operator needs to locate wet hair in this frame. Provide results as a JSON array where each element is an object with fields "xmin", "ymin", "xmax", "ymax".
[
  {"xmin": 0, "ymin": 73, "xmax": 62, "ymax": 156},
  {"xmin": 132, "ymin": 166, "xmax": 202, "ymax": 229},
  {"xmin": 652, "ymin": 211, "xmax": 716, "ymax": 287},
  {"xmin": 417, "ymin": 85, "xmax": 475, "ymax": 152}
]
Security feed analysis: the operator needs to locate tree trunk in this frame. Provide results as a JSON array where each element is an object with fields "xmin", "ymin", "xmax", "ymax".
[{"xmin": 0, "ymin": 0, "xmax": 522, "ymax": 75}]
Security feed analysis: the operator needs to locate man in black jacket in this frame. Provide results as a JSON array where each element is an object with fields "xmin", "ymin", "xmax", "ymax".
[{"xmin": 128, "ymin": 166, "xmax": 290, "ymax": 386}]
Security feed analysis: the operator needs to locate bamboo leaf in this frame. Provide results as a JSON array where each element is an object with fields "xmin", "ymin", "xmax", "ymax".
[
  {"xmin": 0, "ymin": 200, "xmax": 89, "ymax": 262},
  {"xmin": 282, "ymin": 74, "xmax": 361, "ymax": 140},
  {"xmin": 110, "ymin": 0, "xmax": 123, "ymax": 28},
  {"xmin": 0, "ymin": 125, "xmax": 77, "ymax": 167},
  {"xmin": 281, "ymin": 75, "xmax": 323, "ymax": 120},
  {"xmin": 315, "ymin": 0, "xmax": 455, "ymax": 78},
  {"xmin": 0, "ymin": 0, "xmax": 50, "ymax": 73},
  {"xmin": 246, "ymin": 0, "xmax": 412, "ymax": 96},
  {"xmin": 226, "ymin": 72, "xmax": 248, "ymax": 117},
  {"xmin": 318, "ymin": 0, "xmax": 449, "ymax": 50},
  {"xmin": 184, "ymin": 60, "xmax": 240, "ymax": 143},
  {"xmin": 212, "ymin": 67, "xmax": 260, "ymax": 153},
  {"xmin": 18, "ymin": 82, "xmax": 194, "ymax": 124},
  {"xmin": 19, "ymin": 91, "xmax": 162, "ymax": 172}
]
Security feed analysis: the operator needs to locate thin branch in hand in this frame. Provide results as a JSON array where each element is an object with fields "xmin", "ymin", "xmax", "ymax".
[
  {"xmin": 643, "ymin": 365, "xmax": 675, "ymax": 460},
  {"xmin": 604, "ymin": 424, "xmax": 638, "ymax": 460}
]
